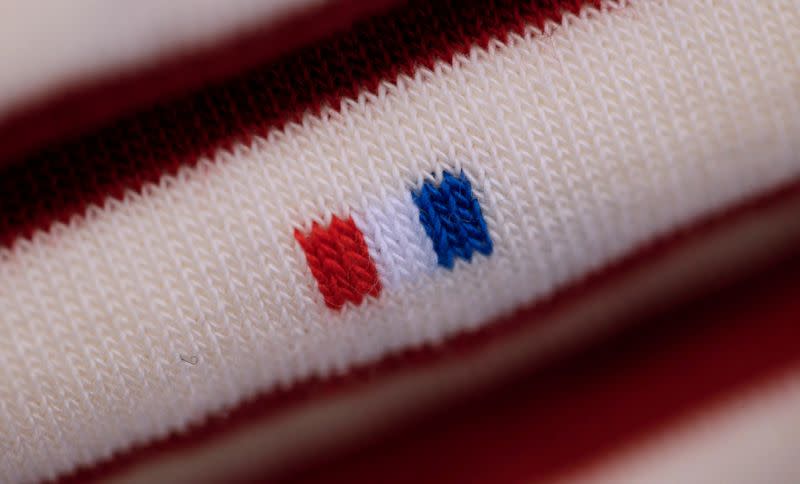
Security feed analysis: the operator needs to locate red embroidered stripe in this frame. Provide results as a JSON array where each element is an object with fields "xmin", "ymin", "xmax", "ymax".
[
  {"xmin": 295, "ymin": 216, "xmax": 381, "ymax": 310},
  {"xmin": 0, "ymin": 0, "xmax": 597, "ymax": 249}
]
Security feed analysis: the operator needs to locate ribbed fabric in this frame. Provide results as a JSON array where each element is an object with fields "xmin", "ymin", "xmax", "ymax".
[
  {"xmin": 1, "ymin": 0, "xmax": 799, "ymax": 481},
  {"xmin": 0, "ymin": 0, "xmax": 597, "ymax": 249}
]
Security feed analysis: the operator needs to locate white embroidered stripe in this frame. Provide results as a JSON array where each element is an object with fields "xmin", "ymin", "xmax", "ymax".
[
  {"xmin": 351, "ymin": 190, "xmax": 438, "ymax": 291},
  {"xmin": 1, "ymin": 0, "xmax": 799, "ymax": 481}
]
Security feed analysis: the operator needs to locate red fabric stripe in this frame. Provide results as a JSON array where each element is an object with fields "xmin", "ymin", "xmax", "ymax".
[
  {"xmin": 0, "ymin": 0, "xmax": 401, "ymax": 168},
  {"xmin": 0, "ymin": 0, "xmax": 597, "ymax": 249},
  {"xmin": 288, "ymin": 243, "xmax": 800, "ymax": 484},
  {"xmin": 295, "ymin": 216, "xmax": 382, "ymax": 309}
]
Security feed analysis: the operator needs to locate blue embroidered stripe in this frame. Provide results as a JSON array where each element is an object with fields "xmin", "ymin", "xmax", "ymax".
[{"xmin": 411, "ymin": 170, "xmax": 492, "ymax": 269}]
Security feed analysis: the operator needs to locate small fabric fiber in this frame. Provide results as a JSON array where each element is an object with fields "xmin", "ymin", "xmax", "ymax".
[
  {"xmin": 412, "ymin": 171, "xmax": 493, "ymax": 269},
  {"xmin": 294, "ymin": 216, "xmax": 381, "ymax": 309}
]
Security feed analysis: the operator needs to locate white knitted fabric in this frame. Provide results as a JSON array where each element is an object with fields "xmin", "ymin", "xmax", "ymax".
[
  {"xmin": 351, "ymin": 191, "xmax": 438, "ymax": 290},
  {"xmin": 1, "ymin": 0, "xmax": 799, "ymax": 481}
]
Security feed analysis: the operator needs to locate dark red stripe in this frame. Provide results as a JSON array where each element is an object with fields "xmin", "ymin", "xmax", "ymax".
[
  {"xmin": 55, "ymin": 176, "xmax": 800, "ymax": 484},
  {"xmin": 289, "ymin": 233, "xmax": 800, "ymax": 484},
  {"xmin": 0, "ymin": 0, "xmax": 401, "ymax": 167},
  {"xmin": 0, "ymin": 0, "xmax": 597, "ymax": 249}
]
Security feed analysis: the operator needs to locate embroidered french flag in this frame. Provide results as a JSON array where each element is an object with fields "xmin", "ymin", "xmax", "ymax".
[{"xmin": 295, "ymin": 170, "xmax": 493, "ymax": 310}]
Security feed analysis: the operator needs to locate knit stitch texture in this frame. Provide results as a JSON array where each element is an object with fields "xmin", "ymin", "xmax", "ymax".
[
  {"xmin": 413, "ymin": 171, "xmax": 493, "ymax": 268},
  {"xmin": 0, "ymin": 0, "xmax": 598, "ymax": 249},
  {"xmin": 295, "ymin": 216, "xmax": 381, "ymax": 309},
  {"xmin": 0, "ymin": 0, "xmax": 799, "ymax": 481}
]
